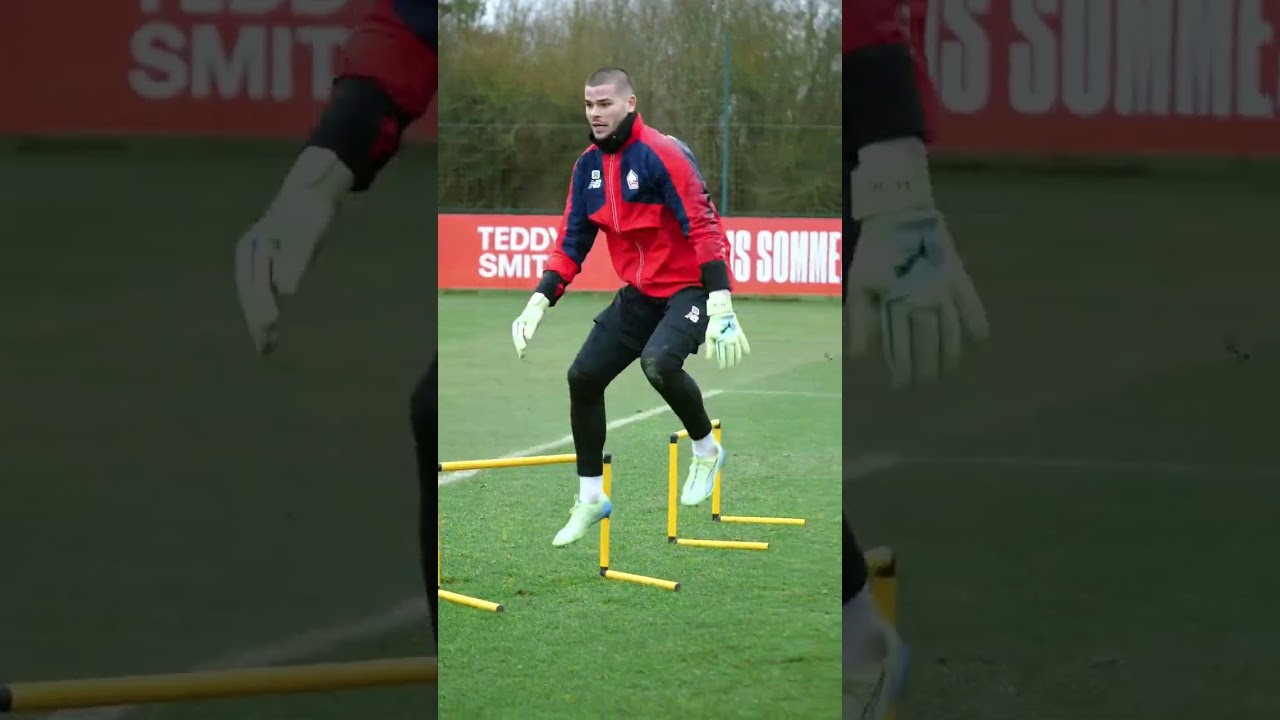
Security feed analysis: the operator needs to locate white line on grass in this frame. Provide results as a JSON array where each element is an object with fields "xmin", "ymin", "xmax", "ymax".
[
  {"xmin": 438, "ymin": 389, "xmax": 725, "ymax": 486},
  {"xmin": 721, "ymin": 389, "xmax": 841, "ymax": 399},
  {"xmin": 436, "ymin": 388, "xmax": 840, "ymax": 488},
  {"xmin": 918, "ymin": 455, "xmax": 1280, "ymax": 478},
  {"xmin": 842, "ymin": 454, "xmax": 904, "ymax": 478}
]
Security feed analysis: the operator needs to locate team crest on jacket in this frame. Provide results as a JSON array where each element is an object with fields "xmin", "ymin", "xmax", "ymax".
[{"xmin": 626, "ymin": 169, "xmax": 640, "ymax": 190}]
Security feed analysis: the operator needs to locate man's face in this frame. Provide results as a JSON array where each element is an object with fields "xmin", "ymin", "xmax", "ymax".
[{"xmin": 584, "ymin": 82, "xmax": 635, "ymax": 139}]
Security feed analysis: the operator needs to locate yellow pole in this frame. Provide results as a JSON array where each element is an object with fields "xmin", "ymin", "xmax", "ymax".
[
  {"xmin": 438, "ymin": 589, "xmax": 503, "ymax": 613},
  {"xmin": 439, "ymin": 454, "xmax": 577, "ymax": 472},
  {"xmin": 674, "ymin": 539, "xmax": 768, "ymax": 551},
  {"xmin": 717, "ymin": 516, "xmax": 807, "ymax": 526},
  {"xmin": 0, "ymin": 658, "xmax": 437, "ymax": 713},
  {"xmin": 671, "ymin": 418, "xmax": 721, "ymax": 439},
  {"xmin": 710, "ymin": 423, "xmax": 724, "ymax": 517},
  {"xmin": 864, "ymin": 547, "xmax": 897, "ymax": 624},
  {"xmin": 666, "ymin": 435, "xmax": 679, "ymax": 541},
  {"xmin": 864, "ymin": 547, "xmax": 898, "ymax": 720},
  {"xmin": 601, "ymin": 569, "xmax": 680, "ymax": 590},
  {"xmin": 598, "ymin": 456, "xmax": 611, "ymax": 572}
]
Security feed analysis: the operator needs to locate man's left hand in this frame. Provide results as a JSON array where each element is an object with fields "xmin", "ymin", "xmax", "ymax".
[
  {"xmin": 704, "ymin": 290, "xmax": 751, "ymax": 369},
  {"xmin": 846, "ymin": 210, "xmax": 988, "ymax": 387},
  {"xmin": 234, "ymin": 229, "xmax": 281, "ymax": 356}
]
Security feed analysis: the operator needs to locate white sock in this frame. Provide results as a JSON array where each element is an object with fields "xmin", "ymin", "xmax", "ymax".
[
  {"xmin": 690, "ymin": 432, "xmax": 719, "ymax": 458},
  {"xmin": 843, "ymin": 584, "xmax": 888, "ymax": 667},
  {"xmin": 578, "ymin": 476, "xmax": 604, "ymax": 503}
]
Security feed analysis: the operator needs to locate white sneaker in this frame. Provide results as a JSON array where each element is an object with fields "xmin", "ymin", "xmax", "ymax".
[
  {"xmin": 680, "ymin": 444, "xmax": 725, "ymax": 506},
  {"xmin": 843, "ymin": 618, "xmax": 910, "ymax": 719},
  {"xmin": 551, "ymin": 495, "xmax": 612, "ymax": 547}
]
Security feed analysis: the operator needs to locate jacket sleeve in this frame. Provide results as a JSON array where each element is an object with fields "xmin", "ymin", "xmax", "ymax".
[
  {"xmin": 651, "ymin": 138, "xmax": 733, "ymax": 293},
  {"xmin": 537, "ymin": 154, "xmax": 598, "ymax": 304},
  {"xmin": 844, "ymin": 0, "xmax": 932, "ymax": 148}
]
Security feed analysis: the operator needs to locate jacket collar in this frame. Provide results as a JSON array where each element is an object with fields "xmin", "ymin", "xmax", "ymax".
[{"xmin": 591, "ymin": 112, "xmax": 643, "ymax": 154}]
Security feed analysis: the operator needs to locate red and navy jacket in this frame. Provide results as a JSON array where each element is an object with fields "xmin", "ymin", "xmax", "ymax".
[
  {"xmin": 536, "ymin": 113, "xmax": 732, "ymax": 302},
  {"xmin": 843, "ymin": 0, "xmax": 935, "ymax": 148},
  {"xmin": 389, "ymin": 0, "xmax": 437, "ymax": 50}
]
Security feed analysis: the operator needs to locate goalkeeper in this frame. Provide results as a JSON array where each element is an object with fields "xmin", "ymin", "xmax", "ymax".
[
  {"xmin": 510, "ymin": 68, "xmax": 751, "ymax": 548},
  {"xmin": 843, "ymin": 0, "xmax": 990, "ymax": 717},
  {"xmin": 232, "ymin": 0, "xmax": 438, "ymax": 643}
]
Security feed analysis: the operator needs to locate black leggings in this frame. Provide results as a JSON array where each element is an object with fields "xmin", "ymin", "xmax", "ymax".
[
  {"xmin": 845, "ymin": 513, "xmax": 868, "ymax": 602},
  {"xmin": 412, "ymin": 357, "xmax": 436, "ymax": 642},
  {"xmin": 566, "ymin": 286, "xmax": 713, "ymax": 477}
]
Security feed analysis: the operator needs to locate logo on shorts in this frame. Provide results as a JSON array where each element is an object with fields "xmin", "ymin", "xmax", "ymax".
[
  {"xmin": 685, "ymin": 306, "xmax": 700, "ymax": 323},
  {"xmin": 588, "ymin": 170, "xmax": 602, "ymax": 190},
  {"xmin": 626, "ymin": 169, "xmax": 640, "ymax": 190}
]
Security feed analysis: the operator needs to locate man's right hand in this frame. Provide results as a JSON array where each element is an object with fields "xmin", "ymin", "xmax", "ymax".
[
  {"xmin": 846, "ymin": 138, "xmax": 989, "ymax": 387},
  {"xmin": 511, "ymin": 292, "xmax": 552, "ymax": 359},
  {"xmin": 846, "ymin": 211, "xmax": 988, "ymax": 387}
]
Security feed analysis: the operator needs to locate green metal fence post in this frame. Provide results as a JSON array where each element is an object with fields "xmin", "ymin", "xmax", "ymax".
[{"xmin": 721, "ymin": 31, "xmax": 730, "ymax": 215}]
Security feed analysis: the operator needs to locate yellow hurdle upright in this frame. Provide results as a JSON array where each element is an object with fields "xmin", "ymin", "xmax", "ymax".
[
  {"xmin": 666, "ymin": 419, "xmax": 806, "ymax": 551},
  {"xmin": 864, "ymin": 546, "xmax": 897, "ymax": 623},
  {"xmin": 438, "ymin": 452, "xmax": 678, "ymax": 613},
  {"xmin": 864, "ymin": 546, "xmax": 899, "ymax": 720}
]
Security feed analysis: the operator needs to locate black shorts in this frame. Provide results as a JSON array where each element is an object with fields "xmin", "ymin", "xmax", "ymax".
[
  {"xmin": 574, "ymin": 285, "xmax": 710, "ymax": 376},
  {"xmin": 307, "ymin": 76, "xmax": 418, "ymax": 193}
]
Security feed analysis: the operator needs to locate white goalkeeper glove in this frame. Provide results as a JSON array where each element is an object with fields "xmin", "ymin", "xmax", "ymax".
[
  {"xmin": 233, "ymin": 147, "xmax": 353, "ymax": 356},
  {"xmin": 234, "ymin": 232, "xmax": 281, "ymax": 355},
  {"xmin": 704, "ymin": 290, "xmax": 751, "ymax": 369},
  {"xmin": 846, "ymin": 139, "xmax": 989, "ymax": 387},
  {"xmin": 511, "ymin": 292, "xmax": 551, "ymax": 359}
]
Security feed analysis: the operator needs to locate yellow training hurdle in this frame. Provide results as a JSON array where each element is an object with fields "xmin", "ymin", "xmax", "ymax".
[
  {"xmin": 666, "ymin": 419, "xmax": 806, "ymax": 551},
  {"xmin": 438, "ymin": 452, "xmax": 679, "ymax": 613},
  {"xmin": 865, "ymin": 546, "xmax": 899, "ymax": 720},
  {"xmin": 0, "ymin": 657, "xmax": 436, "ymax": 713}
]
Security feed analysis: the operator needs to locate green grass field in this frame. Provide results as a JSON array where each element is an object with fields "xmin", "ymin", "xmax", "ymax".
[
  {"xmin": 0, "ymin": 141, "xmax": 436, "ymax": 719},
  {"xmin": 437, "ymin": 293, "xmax": 842, "ymax": 718},
  {"xmin": 848, "ymin": 167, "xmax": 1280, "ymax": 719},
  {"xmin": 4, "ymin": 138, "xmax": 1278, "ymax": 719}
]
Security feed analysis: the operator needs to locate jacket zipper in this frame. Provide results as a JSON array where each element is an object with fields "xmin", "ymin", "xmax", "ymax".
[{"xmin": 606, "ymin": 154, "xmax": 645, "ymax": 292}]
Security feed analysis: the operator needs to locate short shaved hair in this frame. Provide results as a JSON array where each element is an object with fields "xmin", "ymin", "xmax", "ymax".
[{"xmin": 586, "ymin": 67, "xmax": 635, "ymax": 97}]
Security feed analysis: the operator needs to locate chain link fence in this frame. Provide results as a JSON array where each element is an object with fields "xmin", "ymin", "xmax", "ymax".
[{"xmin": 438, "ymin": 122, "xmax": 840, "ymax": 217}]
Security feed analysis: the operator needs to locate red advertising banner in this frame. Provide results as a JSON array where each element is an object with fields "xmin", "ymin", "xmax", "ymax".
[
  {"xmin": 923, "ymin": 0, "xmax": 1280, "ymax": 155},
  {"xmin": 438, "ymin": 214, "xmax": 843, "ymax": 297},
  {"xmin": 0, "ymin": 0, "xmax": 436, "ymax": 140}
]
